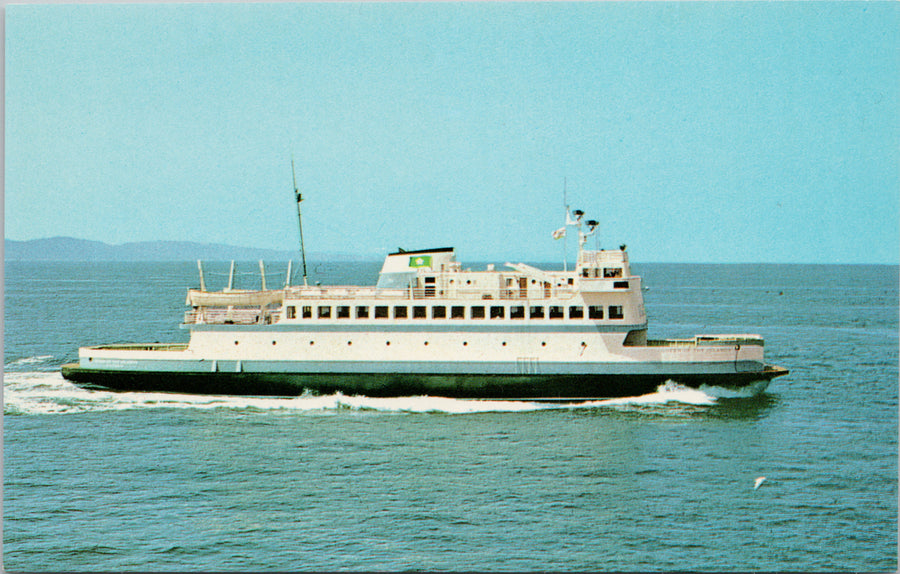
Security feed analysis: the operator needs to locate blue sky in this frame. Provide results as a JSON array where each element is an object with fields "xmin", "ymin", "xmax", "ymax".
[{"xmin": 5, "ymin": 2, "xmax": 899, "ymax": 264}]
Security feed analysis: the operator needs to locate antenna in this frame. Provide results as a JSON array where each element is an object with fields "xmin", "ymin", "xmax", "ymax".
[{"xmin": 292, "ymin": 158, "xmax": 309, "ymax": 286}]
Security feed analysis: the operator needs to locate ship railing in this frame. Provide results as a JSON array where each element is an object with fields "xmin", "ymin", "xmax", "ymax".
[
  {"xmin": 646, "ymin": 339, "xmax": 698, "ymax": 347},
  {"xmin": 409, "ymin": 287, "xmax": 577, "ymax": 301},
  {"xmin": 279, "ymin": 285, "xmax": 578, "ymax": 301},
  {"xmin": 89, "ymin": 343, "xmax": 189, "ymax": 352},
  {"xmin": 578, "ymin": 249, "xmax": 628, "ymax": 265},
  {"xmin": 285, "ymin": 286, "xmax": 403, "ymax": 300},
  {"xmin": 184, "ymin": 308, "xmax": 281, "ymax": 325},
  {"xmin": 647, "ymin": 335, "xmax": 764, "ymax": 348}
]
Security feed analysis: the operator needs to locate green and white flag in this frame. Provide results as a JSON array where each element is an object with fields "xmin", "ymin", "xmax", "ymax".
[{"xmin": 409, "ymin": 255, "xmax": 432, "ymax": 268}]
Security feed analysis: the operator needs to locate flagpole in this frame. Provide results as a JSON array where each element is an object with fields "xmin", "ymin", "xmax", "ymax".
[
  {"xmin": 292, "ymin": 158, "xmax": 309, "ymax": 286},
  {"xmin": 563, "ymin": 178, "xmax": 568, "ymax": 272}
]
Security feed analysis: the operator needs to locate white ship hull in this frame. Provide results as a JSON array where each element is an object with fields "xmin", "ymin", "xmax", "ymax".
[{"xmin": 63, "ymin": 324, "xmax": 785, "ymax": 399}]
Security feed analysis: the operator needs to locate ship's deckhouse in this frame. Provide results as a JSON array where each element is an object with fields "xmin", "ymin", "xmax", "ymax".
[
  {"xmin": 182, "ymin": 243, "xmax": 649, "ymax": 346},
  {"xmin": 231, "ymin": 247, "xmax": 648, "ymax": 332}
]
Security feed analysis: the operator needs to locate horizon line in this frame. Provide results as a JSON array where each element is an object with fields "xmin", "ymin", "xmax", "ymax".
[{"xmin": 4, "ymin": 236, "xmax": 899, "ymax": 266}]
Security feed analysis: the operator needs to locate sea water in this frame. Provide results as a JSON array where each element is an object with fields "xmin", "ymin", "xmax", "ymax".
[{"xmin": 3, "ymin": 261, "xmax": 898, "ymax": 571}]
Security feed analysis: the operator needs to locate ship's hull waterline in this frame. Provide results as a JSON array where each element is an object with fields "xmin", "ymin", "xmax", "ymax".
[{"xmin": 61, "ymin": 362, "xmax": 787, "ymax": 400}]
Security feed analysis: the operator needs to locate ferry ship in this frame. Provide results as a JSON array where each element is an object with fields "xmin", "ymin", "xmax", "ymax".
[{"xmin": 62, "ymin": 186, "xmax": 787, "ymax": 400}]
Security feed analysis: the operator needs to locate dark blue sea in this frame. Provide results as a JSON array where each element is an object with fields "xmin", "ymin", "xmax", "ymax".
[{"xmin": 4, "ymin": 261, "xmax": 898, "ymax": 571}]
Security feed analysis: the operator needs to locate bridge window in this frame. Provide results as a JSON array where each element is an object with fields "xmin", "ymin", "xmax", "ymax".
[
  {"xmin": 317, "ymin": 306, "xmax": 331, "ymax": 319},
  {"xmin": 394, "ymin": 306, "xmax": 408, "ymax": 319},
  {"xmin": 569, "ymin": 306, "xmax": 584, "ymax": 319},
  {"xmin": 375, "ymin": 306, "xmax": 389, "ymax": 319},
  {"xmin": 588, "ymin": 305, "xmax": 604, "ymax": 319},
  {"xmin": 609, "ymin": 305, "xmax": 624, "ymax": 319},
  {"xmin": 510, "ymin": 306, "xmax": 525, "ymax": 319},
  {"xmin": 471, "ymin": 306, "xmax": 485, "ymax": 319},
  {"xmin": 604, "ymin": 267, "xmax": 623, "ymax": 278}
]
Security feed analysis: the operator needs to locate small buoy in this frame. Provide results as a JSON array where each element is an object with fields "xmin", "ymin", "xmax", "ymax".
[{"xmin": 753, "ymin": 476, "xmax": 767, "ymax": 490}]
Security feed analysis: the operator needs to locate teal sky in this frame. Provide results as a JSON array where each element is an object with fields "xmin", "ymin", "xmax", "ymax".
[{"xmin": 5, "ymin": 2, "xmax": 899, "ymax": 264}]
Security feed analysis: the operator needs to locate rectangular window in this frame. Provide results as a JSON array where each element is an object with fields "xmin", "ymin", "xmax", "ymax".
[
  {"xmin": 394, "ymin": 306, "xmax": 408, "ymax": 319},
  {"xmin": 432, "ymin": 306, "xmax": 446, "ymax": 319},
  {"xmin": 302, "ymin": 306, "xmax": 312, "ymax": 319},
  {"xmin": 530, "ymin": 306, "xmax": 544, "ymax": 319},
  {"xmin": 424, "ymin": 276, "xmax": 436, "ymax": 297},
  {"xmin": 286, "ymin": 306, "xmax": 297, "ymax": 319},
  {"xmin": 374, "ymin": 306, "xmax": 389, "ymax": 319},
  {"xmin": 603, "ymin": 267, "xmax": 623, "ymax": 278},
  {"xmin": 569, "ymin": 306, "xmax": 584, "ymax": 319},
  {"xmin": 609, "ymin": 305, "xmax": 624, "ymax": 320},
  {"xmin": 413, "ymin": 306, "xmax": 427, "ymax": 319},
  {"xmin": 336, "ymin": 306, "xmax": 350, "ymax": 319},
  {"xmin": 470, "ymin": 306, "xmax": 485, "ymax": 319},
  {"xmin": 510, "ymin": 306, "xmax": 525, "ymax": 319},
  {"xmin": 356, "ymin": 306, "xmax": 369, "ymax": 319},
  {"xmin": 588, "ymin": 305, "xmax": 604, "ymax": 319},
  {"xmin": 490, "ymin": 306, "xmax": 505, "ymax": 319},
  {"xmin": 317, "ymin": 306, "xmax": 331, "ymax": 319},
  {"xmin": 549, "ymin": 306, "xmax": 564, "ymax": 319},
  {"xmin": 451, "ymin": 306, "xmax": 465, "ymax": 319},
  {"xmin": 613, "ymin": 281, "xmax": 629, "ymax": 289}
]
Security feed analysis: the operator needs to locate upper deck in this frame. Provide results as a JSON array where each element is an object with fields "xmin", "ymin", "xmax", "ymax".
[
  {"xmin": 185, "ymin": 248, "xmax": 641, "ymax": 324},
  {"xmin": 182, "ymin": 246, "xmax": 646, "ymax": 328}
]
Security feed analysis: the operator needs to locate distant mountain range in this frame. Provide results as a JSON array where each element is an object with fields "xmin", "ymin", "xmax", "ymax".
[{"xmin": 4, "ymin": 237, "xmax": 373, "ymax": 262}]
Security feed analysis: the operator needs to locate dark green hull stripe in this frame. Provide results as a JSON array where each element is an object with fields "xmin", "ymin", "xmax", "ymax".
[{"xmin": 61, "ymin": 365, "xmax": 787, "ymax": 399}]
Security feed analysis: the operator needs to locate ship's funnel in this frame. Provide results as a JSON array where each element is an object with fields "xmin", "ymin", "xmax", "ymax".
[{"xmin": 376, "ymin": 247, "xmax": 456, "ymax": 289}]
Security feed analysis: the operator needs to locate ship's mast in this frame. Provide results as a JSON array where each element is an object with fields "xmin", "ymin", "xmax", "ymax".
[
  {"xmin": 292, "ymin": 159, "xmax": 309, "ymax": 286},
  {"xmin": 563, "ymin": 178, "xmax": 568, "ymax": 272}
]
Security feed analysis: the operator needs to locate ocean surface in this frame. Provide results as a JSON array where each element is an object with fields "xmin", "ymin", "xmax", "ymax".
[{"xmin": 3, "ymin": 260, "xmax": 898, "ymax": 571}]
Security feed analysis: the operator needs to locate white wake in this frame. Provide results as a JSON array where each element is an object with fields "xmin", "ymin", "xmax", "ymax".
[{"xmin": 3, "ymin": 371, "xmax": 761, "ymax": 416}]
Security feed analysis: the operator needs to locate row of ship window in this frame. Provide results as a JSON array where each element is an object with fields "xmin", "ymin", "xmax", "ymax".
[{"xmin": 285, "ymin": 304, "xmax": 625, "ymax": 320}]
